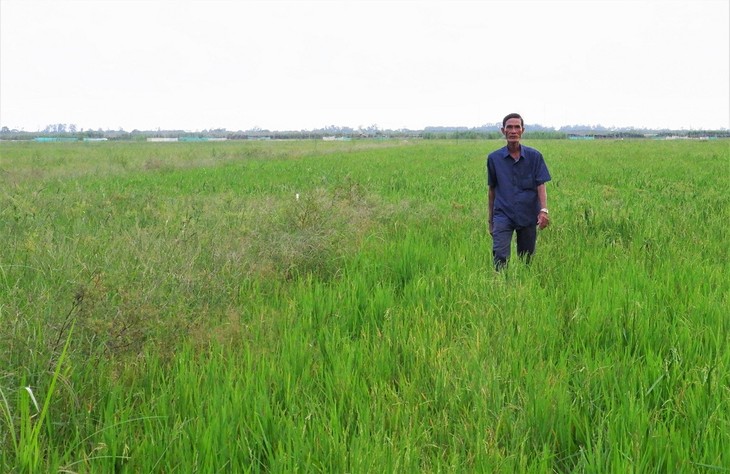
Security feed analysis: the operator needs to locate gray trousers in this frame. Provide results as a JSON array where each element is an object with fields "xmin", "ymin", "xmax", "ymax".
[{"xmin": 492, "ymin": 218, "xmax": 537, "ymax": 269}]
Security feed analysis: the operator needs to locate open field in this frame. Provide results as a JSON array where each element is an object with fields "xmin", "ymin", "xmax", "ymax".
[{"xmin": 1, "ymin": 138, "xmax": 728, "ymax": 472}]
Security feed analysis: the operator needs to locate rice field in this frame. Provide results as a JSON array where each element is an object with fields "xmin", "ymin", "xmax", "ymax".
[{"xmin": 1, "ymin": 138, "xmax": 728, "ymax": 472}]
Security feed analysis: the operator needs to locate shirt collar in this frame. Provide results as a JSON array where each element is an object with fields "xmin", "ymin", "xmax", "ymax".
[{"xmin": 499, "ymin": 145, "xmax": 522, "ymax": 161}]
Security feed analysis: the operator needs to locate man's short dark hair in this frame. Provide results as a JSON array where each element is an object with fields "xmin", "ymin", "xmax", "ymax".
[{"xmin": 502, "ymin": 113, "xmax": 524, "ymax": 128}]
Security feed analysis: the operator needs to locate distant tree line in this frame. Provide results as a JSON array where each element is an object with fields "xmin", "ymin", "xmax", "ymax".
[{"xmin": 1, "ymin": 123, "xmax": 728, "ymax": 141}]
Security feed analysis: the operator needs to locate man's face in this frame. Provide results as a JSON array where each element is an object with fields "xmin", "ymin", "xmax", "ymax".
[{"xmin": 501, "ymin": 118, "xmax": 523, "ymax": 144}]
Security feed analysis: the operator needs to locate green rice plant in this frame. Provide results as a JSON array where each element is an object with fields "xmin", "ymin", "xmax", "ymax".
[
  {"xmin": 0, "ymin": 385, "xmax": 18, "ymax": 464},
  {"xmin": 1, "ymin": 321, "xmax": 74, "ymax": 472},
  {"xmin": 0, "ymin": 138, "xmax": 728, "ymax": 472}
]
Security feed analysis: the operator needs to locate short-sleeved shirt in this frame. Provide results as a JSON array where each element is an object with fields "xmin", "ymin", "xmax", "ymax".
[{"xmin": 487, "ymin": 145, "xmax": 551, "ymax": 227}]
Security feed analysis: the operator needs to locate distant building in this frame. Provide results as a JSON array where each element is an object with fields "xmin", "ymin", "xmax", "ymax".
[
  {"xmin": 34, "ymin": 137, "xmax": 78, "ymax": 142},
  {"xmin": 568, "ymin": 135, "xmax": 595, "ymax": 140}
]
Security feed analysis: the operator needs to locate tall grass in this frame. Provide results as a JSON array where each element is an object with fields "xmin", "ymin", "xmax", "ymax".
[{"xmin": 1, "ymin": 139, "xmax": 728, "ymax": 472}]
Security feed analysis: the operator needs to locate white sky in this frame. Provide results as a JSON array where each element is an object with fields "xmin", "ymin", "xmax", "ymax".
[{"xmin": 1, "ymin": 0, "xmax": 728, "ymax": 131}]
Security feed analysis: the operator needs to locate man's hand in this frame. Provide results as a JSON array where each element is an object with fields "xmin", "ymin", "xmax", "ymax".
[{"xmin": 537, "ymin": 211, "xmax": 550, "ymax": 230}]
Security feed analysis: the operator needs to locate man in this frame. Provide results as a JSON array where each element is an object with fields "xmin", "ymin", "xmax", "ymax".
[{"xmin": 487, "ymin": 113, "xmax": 551, "ymax": 270}]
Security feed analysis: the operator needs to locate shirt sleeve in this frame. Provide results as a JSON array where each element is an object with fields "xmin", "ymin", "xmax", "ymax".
[
  {"xmin": 487, "ymin": 155, "xmax": 497, "ymax": 187},
  {"xmin": 535, "ymin": 153, "xmax": 551, "ymax": 185}
]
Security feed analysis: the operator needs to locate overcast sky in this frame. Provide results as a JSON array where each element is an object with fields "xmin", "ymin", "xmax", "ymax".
[{"xmin": 1, "ymin": 0, "xmax": 728, "ymax": 132}]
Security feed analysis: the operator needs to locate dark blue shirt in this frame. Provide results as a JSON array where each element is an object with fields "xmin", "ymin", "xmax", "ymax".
[{"xmin": 487, "ymin": 145, "xmax": 551, "ymax": 227}]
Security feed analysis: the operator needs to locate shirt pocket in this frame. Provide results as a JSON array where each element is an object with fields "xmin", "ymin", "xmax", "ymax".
[{"xmin": 519, "ymin": 173, "xmax": 535, "ymax": 190}]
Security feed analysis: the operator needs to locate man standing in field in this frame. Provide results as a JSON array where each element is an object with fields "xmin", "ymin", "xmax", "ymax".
[{"xmin": 487, "ymin": 113, "xmax": 551, "ymax": 270}]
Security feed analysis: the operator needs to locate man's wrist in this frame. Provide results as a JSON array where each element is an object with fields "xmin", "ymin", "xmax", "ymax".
[{"xmin": 539, "ymin": 208, "xmax": 549, "ymax": 214}]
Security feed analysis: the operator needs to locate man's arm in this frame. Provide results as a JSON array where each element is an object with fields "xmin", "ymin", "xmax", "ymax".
[
  {"xmin": 488, "ymin": 186, "xmax": 495, "ymax": 235},
  {"xmin": 537, "ymin": 183, "xmax": 549, "ymax": 229},
  {"xmin": 537, "ymin": 183, "xmax": 547, "ymax": 209}
]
